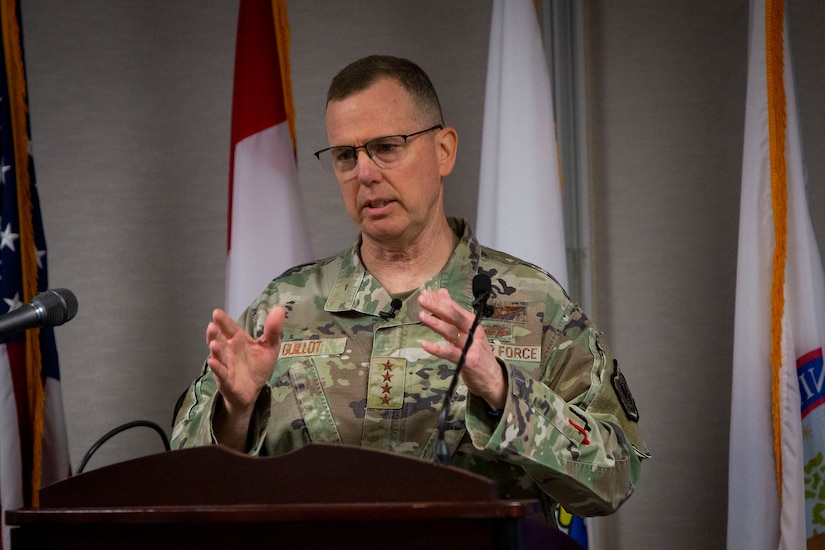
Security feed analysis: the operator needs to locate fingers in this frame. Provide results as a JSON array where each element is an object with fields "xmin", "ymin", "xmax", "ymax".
[
  {"xmin": 417, "ymin": 287, "xmax": 508, "ymax": 407},
  {"xmin": 211, "ymin": 308, "xmax": 240, "ymax": 338},
  {"xmin": 206, "ymin": 309, "xmax": 235, "ymax": 370},
  {"xmin": 417, "ymin": 288, "xmax": 473, "ymax": 344},
  {"xmin": 204, "ymin": 306, "xmax": 283, "ymax": 410},
  {"xmin": 261, "ymin": 306, "xmax": 286, "ymax": 348}
]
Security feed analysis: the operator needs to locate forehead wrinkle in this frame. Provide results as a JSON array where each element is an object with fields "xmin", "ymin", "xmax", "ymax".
[{"xmin": 325, "ymin": 79, "xmax": 419, "ymax": 147}]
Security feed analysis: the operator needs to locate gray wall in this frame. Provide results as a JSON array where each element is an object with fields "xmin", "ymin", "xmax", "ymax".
[{"xmin": 19, "ymin": 1, "xmax": 825, "ymax": 549}]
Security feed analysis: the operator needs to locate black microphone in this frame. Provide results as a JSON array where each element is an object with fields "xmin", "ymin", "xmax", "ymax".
[
  {"xmin": 0, "ymin": 288, "xmax": 79, "ymax": 338},
  {"xmin": 379, "ymin": 298, "xmax": 403, "ymax": 319},
  {"xmin": 434, "ymin": 273, "xmax": 493, "ymax": 465},
  {"xmin": 472, "ymin": 273, "xmax": 493, "ymax": 315}
]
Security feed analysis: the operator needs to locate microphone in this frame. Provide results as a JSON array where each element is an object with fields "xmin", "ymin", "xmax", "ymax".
[
  {"xmin": 379, "ymin": 298, "xmax": 403, "ymax": 319},
  {"xmin": 434, "ymin": 273, "xmax": 493, "ymax": 465},
  {"xmin": 471, "ymin": 273, "xmax": 493, "ymax": 315},
  {"xmin": 0, "ymin": 288, "xmax": 79, "ymax": 338}
]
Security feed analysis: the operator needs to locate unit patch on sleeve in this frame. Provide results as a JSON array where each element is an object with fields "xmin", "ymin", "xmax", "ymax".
[{"xmin": 611, "ymin": 359, "xmax": 640, "ymax": 422}]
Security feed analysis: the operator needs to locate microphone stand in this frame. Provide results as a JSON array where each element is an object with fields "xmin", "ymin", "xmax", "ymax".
[{"xmin": 434, "ymin": 280, "xmax": 493, "ymax": 465}]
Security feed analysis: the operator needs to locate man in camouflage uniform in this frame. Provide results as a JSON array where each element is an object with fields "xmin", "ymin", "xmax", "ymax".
[{"xmin": 172, "ymin": 55, "xmax": 649, "ymax": 521}]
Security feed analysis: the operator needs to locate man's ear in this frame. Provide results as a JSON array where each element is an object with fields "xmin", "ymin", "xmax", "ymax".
[{"xmin": 436, "ymin": 126, "xmax": 458, "ymax": 177}]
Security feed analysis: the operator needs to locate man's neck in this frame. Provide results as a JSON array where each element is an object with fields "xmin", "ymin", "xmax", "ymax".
[{"xmin": 359, "ymin": 219, "xmax": 456, "ymax": 295}]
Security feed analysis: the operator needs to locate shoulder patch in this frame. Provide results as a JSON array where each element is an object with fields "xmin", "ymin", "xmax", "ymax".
[{"xmin": 611, "ymin": 359, "xmax": 640, "ymax": 422}]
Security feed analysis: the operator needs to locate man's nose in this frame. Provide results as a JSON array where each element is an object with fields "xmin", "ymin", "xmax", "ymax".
[{"xmin": 354, "ymin": 148, "xmax": 380, "ymax": 183}]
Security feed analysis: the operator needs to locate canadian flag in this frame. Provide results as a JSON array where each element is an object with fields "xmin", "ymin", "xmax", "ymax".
[{"xmin": 226, "ymin": 0, "xmax": 313, "ymax": 318}]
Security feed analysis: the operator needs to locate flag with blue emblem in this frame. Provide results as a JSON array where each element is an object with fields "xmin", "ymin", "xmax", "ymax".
[
  {"xmin": 728, "ymin": 0, "xmax": 825, "ymax": 547},
  {"xmin": 0, "ymin": 1, "xmax": 70, "ymax": 547}
]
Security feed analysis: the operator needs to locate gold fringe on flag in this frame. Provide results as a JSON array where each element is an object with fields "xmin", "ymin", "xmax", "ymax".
[
  {"xmin": 765, "ymin": 0, "xmax": 787, "ymax": 505},
  {"xmin": 271, "ymin": 0, "xmax": 296, "ymax": 152},
  {"xmin": 1, "ymin": 0, "xmax": 46, "ymax": 507}
]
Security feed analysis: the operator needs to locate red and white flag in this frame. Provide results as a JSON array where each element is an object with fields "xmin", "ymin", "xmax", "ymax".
[
  {"xmin": 226, "ymin": 0, "xmax": 313, "ymax": 318},
  {"xmin": 476, "ymin": 0, "xmax": 568, "ymax": 290},
  {"xmin": 728, "ymin": 0, "xmax": 825, "ymax": 547}
]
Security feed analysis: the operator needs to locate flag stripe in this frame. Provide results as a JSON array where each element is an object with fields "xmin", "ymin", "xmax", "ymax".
[
  {"xmin": 797, "ymin": 347, "xmax": 822, "ymax": 366},
  {"xmin": 729, "ymin": 0, "xmax": 822, "ymax": 546},
  {"xmin": 5, "ymin": 342, "xmax": 30, "ymax": 500},
  {"xmin": 271, "ymin": 0, "xmax": 295, "ymax": 150},
  {"xmin": 227, "ymin": 0, "xmax": 286, "ymax": 253},
  {"xmin": 765, "ymin": 0, "xmax": 787, "ymax": 504},
  {"xmin": 229, "ymin": 0, "xmax": 286, "ymax": 144},
  {"xmin": 1, "ymin": 0, "xmax": 46, "ymax": 509}
]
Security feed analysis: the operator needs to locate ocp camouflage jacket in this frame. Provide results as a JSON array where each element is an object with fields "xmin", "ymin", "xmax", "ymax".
[{"xmin": 172, "ymin": 218, "xmax": 649, "ymax": 520}]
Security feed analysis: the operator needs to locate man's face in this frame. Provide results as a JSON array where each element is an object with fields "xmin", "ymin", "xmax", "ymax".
[{"xmin": 324, "ymin": 78, "xmax": 456, "ymax": 249}]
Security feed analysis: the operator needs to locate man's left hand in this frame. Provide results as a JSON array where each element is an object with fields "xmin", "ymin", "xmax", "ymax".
[{"xmin": 418, "ymin": 288, "xmax": 507, "ymax": 410}]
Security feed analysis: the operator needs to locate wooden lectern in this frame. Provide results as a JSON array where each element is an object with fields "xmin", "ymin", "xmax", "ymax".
[{"xmin": 6, "ymin": 444, "xmax": 584, "ymax": 549}]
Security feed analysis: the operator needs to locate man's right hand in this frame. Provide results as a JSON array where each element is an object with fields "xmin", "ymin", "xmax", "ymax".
[{"xmin": 206, "ymin": 306, "xmax": 285, "ymax": 450}]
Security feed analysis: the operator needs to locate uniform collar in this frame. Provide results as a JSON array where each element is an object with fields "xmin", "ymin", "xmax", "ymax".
[{"xmin": 324, "ymin": 218, "xmax": 480, "ymax": 319}]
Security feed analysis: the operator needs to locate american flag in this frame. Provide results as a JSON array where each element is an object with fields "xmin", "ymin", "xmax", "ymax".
[{"xmin": 0, "ymin": 1, "xmax": 71, "ymax": 547}]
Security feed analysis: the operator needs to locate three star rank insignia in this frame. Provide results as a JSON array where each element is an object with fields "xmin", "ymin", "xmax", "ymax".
[{"xmin": 367, "ymin": 357, "xmax": 406, "ymax": 409}]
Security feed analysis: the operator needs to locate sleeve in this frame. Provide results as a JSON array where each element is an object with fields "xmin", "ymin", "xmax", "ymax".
[
  {"xmin": 465, "ymin": 303, "xmax": 650, "ymax": 516},
  {"xmin": 170, "ymin": 361, "xmax": 220, "ymax": 448},
  {"xmin": 170, "ymin": 303, "xmax": 274, "ymax": 455},
  {"xmin": 170, "ymin": 361, "xmax": 272, "ymax": 454}
]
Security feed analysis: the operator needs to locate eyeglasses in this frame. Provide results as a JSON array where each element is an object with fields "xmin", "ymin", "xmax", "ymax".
[{"xmin": 313, "ymin": 125, "xmax": 443, "ymax": 173}]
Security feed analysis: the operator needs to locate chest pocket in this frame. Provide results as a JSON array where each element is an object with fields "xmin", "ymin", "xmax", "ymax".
[
  {"xmin": 289, "ymin": 360, "xmax": 342, "ymax": 444},
  {"xmin": 272, "ymin": 337, "xmax": 349, "ymax": 446}
]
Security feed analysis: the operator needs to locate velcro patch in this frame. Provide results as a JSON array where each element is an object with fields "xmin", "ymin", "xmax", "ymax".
[
  {"xmin": 482, "ymin": 320, "xmax": 514, "ymax": 342},
  {"xmin": 367, "ymin": 357, "xmax": 406, "ymax": 409},
  {"xmin": 611, "ymin": 359, "xmax": 639, "ymax": 422},
  {"xmin": 491, "ymin": 302, "xmax": 528, "ymax": 323},
  {"xmin": 490, "ymin": 343, "xmax": 541, "ymax": 363}
]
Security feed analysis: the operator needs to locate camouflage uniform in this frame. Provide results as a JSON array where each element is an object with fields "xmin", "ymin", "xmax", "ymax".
[{"xmin": 172, "ymin": 218, "xmax": 649, "ymax": 519}]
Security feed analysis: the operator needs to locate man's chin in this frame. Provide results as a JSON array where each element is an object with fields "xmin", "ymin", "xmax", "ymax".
[{"xmin": 359, "ymin": 218, "xmax": 408, "ymax": 245}]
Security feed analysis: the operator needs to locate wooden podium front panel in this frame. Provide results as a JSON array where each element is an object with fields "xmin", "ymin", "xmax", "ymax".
[
  {"xmin": 6, "ymin": 445, "xmax": 583, "ymax": 550},
  {"xmin": 9, "ymin": 504, "xmax": 555, "ymax": 550}
]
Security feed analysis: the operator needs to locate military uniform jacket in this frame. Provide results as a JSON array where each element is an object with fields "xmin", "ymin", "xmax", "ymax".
[{"xmin": 172, "ymin": 218, "xmax": 649, "ymax": 518}]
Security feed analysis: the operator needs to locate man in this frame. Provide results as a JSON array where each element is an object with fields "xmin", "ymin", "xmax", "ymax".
[{"xmin": 172, "ymin": 55, "xmax": 648, "ymax": 521}]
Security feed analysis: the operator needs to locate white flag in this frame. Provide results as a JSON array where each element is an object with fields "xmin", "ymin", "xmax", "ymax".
[
  {"xmin": 476, "ymin": 0, "xmax": 568, "ymax": 289},
  {"xmin": 728, "ymin": 0, "xmax": 825, "ymax": 547},
  {"xmin": 478, "ymin": 1, "xmax": 591, "ymax": 547}
]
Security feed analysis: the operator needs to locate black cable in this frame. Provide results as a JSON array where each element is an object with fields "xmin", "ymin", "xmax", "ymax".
[
  {"xmin": 434, "ymin": 274, "xmax": 493, "ymax": 465},
  {"xmin": 75, "ymin": 420, "xmax": 171, "ymax": 474}
]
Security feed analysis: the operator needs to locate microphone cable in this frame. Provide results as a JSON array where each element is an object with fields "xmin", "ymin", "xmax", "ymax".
[
  {"xmin": 434, "ymin": 274, "xmax": 493, "ymax": 465},
  {"xmin": 75, "ymin": 420, "xmax": 171, "ymax": 474}
]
